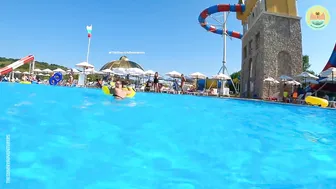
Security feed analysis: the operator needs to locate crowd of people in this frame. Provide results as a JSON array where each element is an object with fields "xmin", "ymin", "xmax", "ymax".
[
  {"xmin": 0, "ymin": 70, "xmax": 78, "ymax": 86},
  {"xmin": 143, "ymin": 72, "xmax": 187, "ymax": 93}
]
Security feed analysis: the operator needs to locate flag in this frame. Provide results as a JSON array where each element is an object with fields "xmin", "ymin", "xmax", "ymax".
[{"xmin": 86, "ymin": 25, "xmax": 92, "ymax": 38}]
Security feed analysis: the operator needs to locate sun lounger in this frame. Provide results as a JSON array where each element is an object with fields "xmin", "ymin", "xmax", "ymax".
[
  {"xmin": 295, "ymin": 94, "xmax": 305, "ymax": 104},
  {"xmin": 196, "ymin": 89, "xmax": 208, "ymax": 96}
]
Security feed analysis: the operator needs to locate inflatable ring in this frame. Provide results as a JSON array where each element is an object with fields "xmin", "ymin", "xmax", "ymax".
[
  {"xmin": 49, "ymin": 72, "xmax": 63, "ymax": 86},
  {"xmin": 49, "ymin": 77, "xmax": 57, "ymax": 85},
  {"xmin": 102, "ymin": 86, "xmax": 136, "ymax": 98},
  {"xmin": 53, "ymin": 72, "xmax": 63, "ymax": 82},
  {"xmin": 123, "ymin": 87, "xmax": 136, "ymax": 98}
]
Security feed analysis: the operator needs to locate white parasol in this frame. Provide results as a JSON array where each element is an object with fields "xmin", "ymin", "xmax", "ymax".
[
  {"xmin": 53, "ymin": 68, "xmax": 66, "ymax": 73},
  {"xmin": 279, "ymin": 75, "xmax": 293, "ymax": 81},
  {"xmin": 264, "ymin": 77, "xmax": 279, "ymax": 97},
  {"xmin": 33, "ymin": 68, "xmax": 42, "ymax": 72},
  {"xmin": 101, "ymin": 69, "xmax": 114, "ymax": 73},
  {"xmin": 212, "ymin": 73, "xmax": 231, "ymax": 80},
  {"xmin": 76, "ymin": 62, "xmax": 94, "ymax": 68},
  {"xmin": 190, "ymin": 72, "xmax": 206, "ymax": 79},
  {"xmin": 145, "ymin": 70, "xmax": 155, "ymax": 76},
  {"xmin": 166, "ymin": 71, "xmax": 181, "ymax": 78},
  {"xmin": 42, "ymin": 69, "xmax": 53, "ymax": 73}
]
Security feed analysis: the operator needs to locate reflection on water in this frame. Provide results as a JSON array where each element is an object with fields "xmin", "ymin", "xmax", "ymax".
[{"xmin": 303, "ymin": 131, "xmax": 336, "ymax": 145}]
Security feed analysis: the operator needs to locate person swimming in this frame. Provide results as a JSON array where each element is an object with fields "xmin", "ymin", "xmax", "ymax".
[{"xmin": 111, "ymin": 80, "xmax": 133, "ymax": 99}]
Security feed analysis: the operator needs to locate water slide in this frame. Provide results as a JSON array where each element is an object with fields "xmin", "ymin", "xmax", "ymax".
[
  {"xmin": 0, "ymin": 55, "xmax": 35, "ymax": 76},
  {"xmin": 198, "ymin": 4, "xmax": 245, "ymax": 39},
  {"xmin": 310, "ymin": 43, "xmax": 336, "ymax": 91},
  {"xmin": 321, "ymin": 43, "xmax": 336, "ymax": 71}
]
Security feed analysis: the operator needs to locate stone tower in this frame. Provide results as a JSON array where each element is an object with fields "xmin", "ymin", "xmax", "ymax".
[{"xmin": 237, "ymin": 0, "xmax": 303, "ymax": 98}]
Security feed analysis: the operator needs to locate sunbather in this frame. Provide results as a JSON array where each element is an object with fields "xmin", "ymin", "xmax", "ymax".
[{"xmin": 145, "ymin": 79, "xmax": 152, "ymax": 92}]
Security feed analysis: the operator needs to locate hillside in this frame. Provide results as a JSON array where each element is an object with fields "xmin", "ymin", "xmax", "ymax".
[{"xmin": 0, "ymin": 57, "xmax": 68, "ymax": 72}]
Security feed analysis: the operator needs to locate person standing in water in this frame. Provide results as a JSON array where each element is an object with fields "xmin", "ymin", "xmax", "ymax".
[
  {"xmin": 153, "ymin": 72, "xmax": 159, "ymax": 92},
  {"xmin": 180, "ymin": 74, "xmax": 186, "ymax": 93}
]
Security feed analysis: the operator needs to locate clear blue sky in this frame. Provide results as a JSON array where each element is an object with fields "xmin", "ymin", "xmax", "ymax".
[{"xmin": 1, "ymin": 0, "xmax": 335, "ymax": 76}]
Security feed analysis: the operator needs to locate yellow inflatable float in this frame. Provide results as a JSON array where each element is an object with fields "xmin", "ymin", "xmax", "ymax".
[
  {"xmin": 19, "ymin": 81, "xmax": 31, "ymax": 84},
  {"xmin": 102, "ymin": 86, "xmax": 136, "ymax": 98},
  {"xmin": 305, "ymin": 96, "xmax": 328, "ymax": 108}
]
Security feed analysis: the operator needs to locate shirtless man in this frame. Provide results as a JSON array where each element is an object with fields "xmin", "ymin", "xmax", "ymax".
[{"xmin": 112, "ymin": 80, "xmax": 132, "ymax": 99}]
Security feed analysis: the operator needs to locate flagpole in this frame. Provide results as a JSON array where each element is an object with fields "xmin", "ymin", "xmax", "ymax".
[
  {"xmin": 86, "ymin": 37, "xmax": 91, "ymax": 64},
  {"xmin": 84, "ymin": 24, "xmax": 92, "ymax": 86}
]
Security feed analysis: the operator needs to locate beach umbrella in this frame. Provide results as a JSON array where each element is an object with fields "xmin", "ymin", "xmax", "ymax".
[
  {"xmin": 166, "ymin": 71, "xmax": 181, "ymax": 78},
  {"xmin": 296, "ymin": 72, "xmax": 318, "ymax": 79},
  {"xmin": 23, "ymin": 71, "xmax": 29, "ymax": 74},
  {"xmin": 76, "ymin": 62, "xmax": 94, "ymax": 68},
  {"xmin": 212, "ymin": 73, "xmax": 231, "ymax": 80},
  {"xmin": 84, "ymin": 68, "xmax": 103, "ymax": 75},
  {"xmin": 305, "ymin": 78, "xmax": 319, "ymax": 84},
  {"xmin": 145, "ymin": 70, "xmax": 155, "ymax": 76},
  {"xmin": 101, "ymin": 56, "xmax": 143, "ymax": 70},
  {"xmin": 296, "ymin": 72, "xmax": 318, "ymax": 86},
  {"xmin": 53, "ymin": 68, "xmax": 66, "ymax": 73},
  {"xmin": 14, "ymin": 70, "xmax": 21, "ymax": 74},
  {"xmin": 42, "ymin": 69, "xmax": 53, "ymax": 73},
  {"xmin": 127, "ymin": 68, "xmax": 145, "ymax": 76},
  {"xmin": 285, "ymin": 80, "xmax": 301, "ymax": 85},
  {"xmin": 190, "ymin": 72, "xmax": 206, "ymax": 79},
  {"xmin": 101, "ymin": 69, "xmax": 113, "ymax": 74},
  {"xmin": 69, "ymin": 68, "xmax": 80, "ymax": 74},
  {"xmin": 212, "ymin": 74, "xmax": 231, "ymax": 92},
  {"xmin": 264, "ymin": 77, "xmax": 279, "ymax": 97},
  {"xmin": 279, "ymin": 75, "xmax": 293, "ymax": 81},
  {"xmin": 33, "ymin": 68, "xmax": 42, "ymax": 72},
  {"xmin": 113, "ymin": 68, "xmax": 127, "ymax": 75}
]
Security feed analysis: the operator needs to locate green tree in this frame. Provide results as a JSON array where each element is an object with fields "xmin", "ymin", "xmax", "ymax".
[
  {"xmin": 230, "ymin": 71, "xmax": 240, "ymax": 80},
  {"xmin": 0, "ymin": 57, "xmax": 68, "ymax": 72},
  {"xmin": 229, "ymin": 71, "xmax": 241, "ymax": 93},
  {"xmin": 302, "ymin": 55, "xmax": 316, "ymax": 75}
]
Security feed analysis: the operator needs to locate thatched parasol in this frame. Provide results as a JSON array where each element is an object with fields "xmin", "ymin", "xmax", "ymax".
[{"xmin": 100, "ymin": 56, "xmax": 144, "ymax": 71}]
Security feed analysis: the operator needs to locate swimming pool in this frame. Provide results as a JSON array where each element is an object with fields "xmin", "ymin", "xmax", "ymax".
[{"xmin": 0, "ymin": 82, "xmax": 336, "ymax": 189}]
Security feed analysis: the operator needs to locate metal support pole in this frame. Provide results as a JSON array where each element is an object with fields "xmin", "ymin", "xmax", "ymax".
[
  {"xmin": 29, "ymin": 61, "xmax": 32, "ymax": 74},
  {"xmin": 32, "ymin": 60, "xmax": 35, "ymax": 74},
  {"xmin": 222, "ymin": 12, "xmax": 238, "ymax": 94}
]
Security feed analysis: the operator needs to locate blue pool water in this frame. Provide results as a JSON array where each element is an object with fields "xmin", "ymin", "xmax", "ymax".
[{"xmin": 0, "ymin": 82, "xmax": 336, "ymax": 189}]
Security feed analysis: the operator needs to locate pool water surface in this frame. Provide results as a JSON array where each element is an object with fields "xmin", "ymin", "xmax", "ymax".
[{"xmin": 0, "ymin": 83, "xmax": 336, "ymax": 189}]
